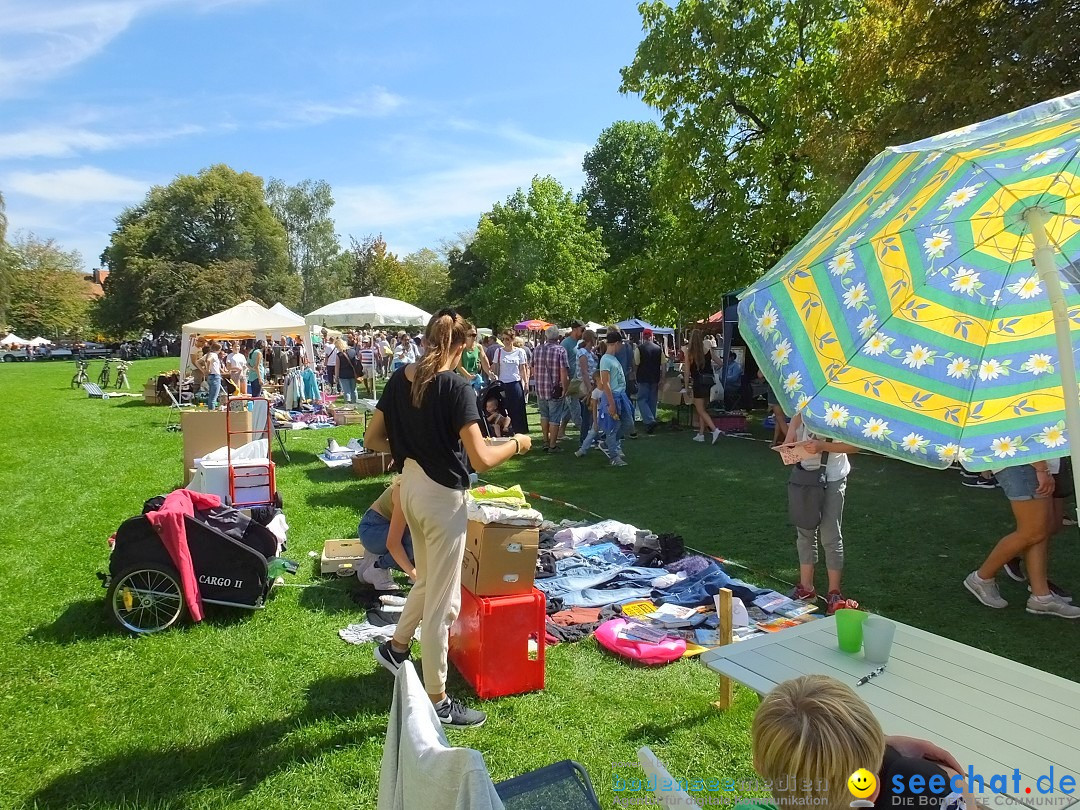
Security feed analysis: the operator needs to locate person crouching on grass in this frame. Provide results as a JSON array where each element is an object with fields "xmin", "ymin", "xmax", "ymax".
[
  {"xmin": 753, "ymin": 675, "xmax": 977, "ymax": 810},
  {"xmin": 363, "ymin": 309, "xmax": 532, "ymax": 728}
]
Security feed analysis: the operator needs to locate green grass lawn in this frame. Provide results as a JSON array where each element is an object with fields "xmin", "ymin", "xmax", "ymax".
[{"xmin": 1, "ymin": 360, "xmax": 1077, "ymax": 809}]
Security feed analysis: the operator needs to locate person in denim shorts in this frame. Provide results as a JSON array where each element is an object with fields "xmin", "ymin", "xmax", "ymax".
[{"xmin": 964, "ymin": 460, "xmax": 1080, "ymax": 618}]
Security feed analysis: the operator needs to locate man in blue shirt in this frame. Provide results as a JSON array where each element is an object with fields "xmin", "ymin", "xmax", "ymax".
[{"xmin": 561, "ymin": 320, "xmax": 585, "ymax": 437}]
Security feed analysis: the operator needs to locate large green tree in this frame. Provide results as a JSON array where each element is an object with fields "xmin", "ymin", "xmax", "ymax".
[
  {"xmin": 445, "ymin": 236, "xmax": 490, "ymax": 321},
  {"xmin": 6, "ymin": 233, "xmax": 91, "ymax": 338},
  {"xmin": 468, "ymin": 176, "xmax": 607, "ymax": 326},
  {"xmin": 0, "ymin": 188, "xmax": 10, "ymax": 328},
  {"xmin": 580, "ymin": 120, "xmax": 678, "ymax": 322},
  {"xmin": 265, "ymin": 178, "xmax": 340, "ymax": 312},
  {"xmin": 346, "ymin": 234, "xmax": 412, "ymax": 302},
  {"xmin": 402, "ymin": 248, "xmax": 450, "ymax": 315},
  {"xmin": 99, "ymin": 164, "xmax": 296, "ymax": 335}
]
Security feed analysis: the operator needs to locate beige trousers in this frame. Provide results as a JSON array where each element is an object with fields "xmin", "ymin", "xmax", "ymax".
[{"xmin": 392, "ymin": 459, "xmax": 467, "ymax": 696}]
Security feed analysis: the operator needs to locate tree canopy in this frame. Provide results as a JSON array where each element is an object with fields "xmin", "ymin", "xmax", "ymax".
[
  {"xmin": 5, "ymin": 233, "xmax": 91, "ymax": 338},
  {"xmin": 98, "ymin": 164, "xmax": 296, "ymax": 335},
  {"xmin": 465, "ymin": 176, "xmax": 607, "ymax": 327},
  {"xmin": 265, "ymin": 178, "xmax": 340, "ymax": 312}
]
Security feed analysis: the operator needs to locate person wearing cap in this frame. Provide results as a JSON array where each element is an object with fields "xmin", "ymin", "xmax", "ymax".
[
  {"xmin": 532, "ymin": 324, "xmax": 570, "ymax": 452},
  {"xmin": 560, "ymin": 320, "xmax": 586, "ymax": 437},
  {"xmin": 636, "ymin": 328, "xmax": 666, "ymax": 434},
  {"xmin": 598, "ymin": 330, "xmax": 635, "ymax": 466}
]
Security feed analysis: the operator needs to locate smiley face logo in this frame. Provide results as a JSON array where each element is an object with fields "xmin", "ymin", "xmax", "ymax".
[{"xmin": 848, "ymin": 769, "xmax": 877, "ymax": 800}]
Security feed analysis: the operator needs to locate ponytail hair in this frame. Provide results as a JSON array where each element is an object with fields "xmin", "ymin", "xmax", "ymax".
[{"xmin": 411, "ymin": 308, "xmax": 471, "ymax": 407}]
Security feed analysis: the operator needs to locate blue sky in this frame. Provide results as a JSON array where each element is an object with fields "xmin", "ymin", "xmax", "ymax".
[{"xmin": 0, "ymin": 0, "xmax": 656, "ymax": 270}]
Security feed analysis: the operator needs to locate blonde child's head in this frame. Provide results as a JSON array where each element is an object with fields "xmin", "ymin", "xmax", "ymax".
[{"xmin": 752, "ymin": 675, "xmax": 885, "ymax": 810}]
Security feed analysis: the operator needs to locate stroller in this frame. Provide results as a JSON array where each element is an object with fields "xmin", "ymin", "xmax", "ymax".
[
  {"xmin": 477, "ymin": 379, "xmax": 512, "ymax": 438},
  {"xmin": 100, "ymin": 495, "xmax": 285, "ymax": 634}
]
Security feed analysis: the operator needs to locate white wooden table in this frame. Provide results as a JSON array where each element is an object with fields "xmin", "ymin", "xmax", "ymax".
[{"xmin": 701, "ymin": 616, "xmax": 1080, "ymax": 809}]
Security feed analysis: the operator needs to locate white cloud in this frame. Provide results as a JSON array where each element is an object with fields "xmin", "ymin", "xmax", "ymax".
[
  {"xmin": 334, "ymin": 144, "xmax": 588, "ymax": 253},
  {"xmin": 274, "ymin": 87, "xmax": 407, "ymax": 126},
  {"xmin": 0, "ymin": 124, "xmax": 204, "ymax": 160},
  {"xmin": 5, "ymin": 166, "xmax": 150, "ymax": 203},
  {"xmin": 0, "ymin": 0, "xmax": 273, "ymax": 95}
]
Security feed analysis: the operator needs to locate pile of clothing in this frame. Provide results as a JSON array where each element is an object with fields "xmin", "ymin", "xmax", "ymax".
[{"xmin": 467, "ymin": 484, "xmax": 543, "ymax": 527}]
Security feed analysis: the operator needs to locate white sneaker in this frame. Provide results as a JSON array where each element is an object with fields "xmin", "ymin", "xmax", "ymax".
[
  {"xmin": 362, "ymin": 563, "xmax": 400, "ymax": 591},
  {"xmin": 963, "ymin": 571, "xmax": 1007, "ymax": 608},
  {"xmin": 1026, "ymin": 595, "xmax": 1080, "ymax": 618},
  {"xmin": 711, "ymin": 428, "xmax": 722, "ymax": 444},
  {"xmin": 611, "ymin": 456, "xmax": 628, "ymax": 467},
  {"xmin": 327, "ymin": 438, "xmax": 342, "ymax": 453},
  {"xmin": 354, "ymin": 554, "xmax": 375, "ymax": 581},
  {"xmin": 692, "ymin": 434, "xmax": 705, "ymax": 443},
  {"xmin": 346, "ymin": 438, "xmax": 363, "ymax": 452}
]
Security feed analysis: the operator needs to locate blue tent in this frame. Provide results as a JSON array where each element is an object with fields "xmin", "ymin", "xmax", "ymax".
[{"xmin": 614, "ymin": 318, "xmax": 674, "ymax": 336}]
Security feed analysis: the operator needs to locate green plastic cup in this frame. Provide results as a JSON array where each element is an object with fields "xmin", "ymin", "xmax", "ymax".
[{"xmin": 835, "ymin": 608, "xmax": 869, "ymax": 653}]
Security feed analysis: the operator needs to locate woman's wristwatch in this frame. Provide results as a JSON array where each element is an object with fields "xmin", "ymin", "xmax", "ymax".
[{"xmin": 511, "ymin": 437, "xmax": 521, "ymax": 455}]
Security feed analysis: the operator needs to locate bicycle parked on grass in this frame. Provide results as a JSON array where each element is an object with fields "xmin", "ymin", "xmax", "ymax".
[
  {"xmin": 71, "ymin": 360, "xmax": 89, "ymax": 389},
  {"xmin": 98, "ymin": 358, "xmax": 112, "ymax": 388},
  {"xmin": 114, "ymin": 360, "xmax": 131, "ymax": 390}
]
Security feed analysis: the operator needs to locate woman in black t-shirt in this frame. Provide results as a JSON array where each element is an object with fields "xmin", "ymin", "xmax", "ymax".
[{"xmin": 364, "ymin": 309, "xmax": 532, "ymax": 728}]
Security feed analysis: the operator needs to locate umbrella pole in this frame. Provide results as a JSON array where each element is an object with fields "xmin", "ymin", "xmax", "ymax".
[{"xmin": 1025, "ymin": 208, "xmax": 1080, "ymax": 523}]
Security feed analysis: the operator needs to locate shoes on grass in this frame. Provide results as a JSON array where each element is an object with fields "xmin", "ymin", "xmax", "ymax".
[
  {"xmin": 1026, "ymin": 594, "xmax": 1080, "ymax": 618},
  {"xmin": 962, "ymin": 476, "xmax": 997, "ymax": 489},
  {"xmin": 374, "ymin": 640, "xmax": 410, "ymax": 674},
  {"xmin": 1028, "ymin": 581, "xmax": 1073, "ymax": 603},
  {"xmin": 711, "ymin": 428, "xmax": 722, "ymax": 445},
  {"xmin": 789, "ymin": 584, "xmax": 817, "ymax": 602},
  {"xmin": 611, "ymin": 456, "xmax": 628, "ymax": 467},
  {"xmin": 357, "ymin": 555, "xmax": 400, "ymax": 591},
  {"xmin": 963, "ymin": 571, "xmax": 1007, "ymax": 608},
  {"xmin": 692, "ymin": 434, "xmax": 705, "ymax": 443},
  {"xmin": 435, "ymin": 695, "xmax": 486, "ymax": 728},
  {"xmin": 1003, "ymin": 557, "xmax": 1026, "ymax": 582},
  {"xmin": 826, "ymin": 590, "xmax": 858, "ymax": 615}
]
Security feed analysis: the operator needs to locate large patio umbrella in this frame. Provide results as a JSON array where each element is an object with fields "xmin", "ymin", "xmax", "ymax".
[
  {"xmin": 515, "ymin": 319, "xmax": 551, "ymax": 331},
  {"xmin": 738, "ymin": 92, "xmax": 1080, "ymax": 502},
  {"xmin": 305, "ymin": 296, "xmax": 431, "ymax": 328}
]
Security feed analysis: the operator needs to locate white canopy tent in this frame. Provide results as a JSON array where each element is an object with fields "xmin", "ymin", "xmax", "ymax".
[
  {"xmin": 0, "ymin": 334, "xmax": 28, "ymax": 347},
  {"xmin": 269, "ymin": 303, "xmax": 305, "ymax": 325},
  {"xmin": 305, "ymin": 295, "xmax": 431, "ymax": 329},
  {"xmin": 29, "ymin": 336, "xmax": 52, "ymax": 346},
  {"xmin": 180, "ymin": 300, "xmax": 308, "ymax": 374}
]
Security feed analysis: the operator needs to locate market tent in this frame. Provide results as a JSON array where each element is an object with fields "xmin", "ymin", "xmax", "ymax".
[
  {"xmin": 305, "ymin": 296, "xmax": 430, "ymax": 328},
  {"xmin": 268, "ymin": 303, "xmax": 305, "ymax": 327},
  {"xmin": 29, "ymin": 336, "xmax": 52, "ymax": 346},
  {"xmin": 180, "ymin": 300, "xmax": 307, "ymax": 373},
  {"xmin": 0, "ymin": 334, "xmax": 28, "ymax": 346},
  {"xmin": 584, "ymin": 321, "xmax": 605, "ymax": 332},
  {"xmin": 614, "ymin": 318, "xmax": 675, "ymax": 336}
]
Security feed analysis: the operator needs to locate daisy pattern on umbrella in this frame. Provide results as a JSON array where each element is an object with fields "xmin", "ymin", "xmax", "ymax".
[
  {"xmin": 795, "ymin": 394, "xmax": 812, "ymax": 413},
  {"xmin": 1023, "ymin": 147, "xmax": 1066, "ymax": 170},
  {"xmin": 901, "ymin": 432, "xmax": 930, "ymax": 454},
  {"xmin": 783, "ymin": 372, "xmax": 803, "ymax": 394},
  {"xmin": 771, "ymin": 339, "xmax": 793, "ymax": 368},
  {"xmin": 1037, "ymin": 423, "xmax": 1067, "ymax": 448},
  {"xmin": 1008, "ymin": 275, "xmax": 1042, "ymax": 299},
  {"xmin": 857, "ymin": 314, "xmax": 878, "ymax": 338},
  {"xmin": 949, "ymin": 267, "xmax": 981, "ymax": 295},
  {"xmin": 1022, "ymin": 353, "xmax": 1054, "ymax": 375},
  {"xmin": 936, "ymin": 443, "xmax": 960, "ymax": 462},
  {"xmin": 871, "ymin": 194, "xmax": 899, "ymax": 220},
  {"xmin": 823, "ymin": 403, "xmax": 850, "ymax": 427},
  {"xmin": 939, "ymin": 184, "xmax": 984, "ymax": 211},
  {"xmin": 924, "ymin": 230, "xmax": 952, "ymax": 259},
  {"xmin": 829, "ymin": 251, "xmax": 856, "ymax": 276},
  {"xmin": 946, "ymin": 356, "xmax": 973, "ymax": 379},
  {"xmin": 903, "ymin": 344, "xmax": 934, "ymax": 369},
  {"xmin": 840, "ymin": 231, "xmax": 865, "ymax": 251},
  {"xmin": 756, "ymin": 305, "xmax": 779, "ymax": 337},
  {"xmin": 991, "ymin": 436, "xmax": 1021, "ymax": 458},
  {"xmin": 863, "ymin": 332, "xmax": 892, "ymax": 356},
  {"xmin": 861, "ymin": 417, "xmax": 890, "ymax": 441},
  {"xmin": 843, "ymin": 283, "xmax": 869, "ymax": 309},
  {"xmin": 979, "ymin": 358, "xmax": 1009, "ymax": 380}
]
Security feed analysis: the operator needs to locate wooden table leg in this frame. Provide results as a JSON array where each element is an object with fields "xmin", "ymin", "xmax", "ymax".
[{"xmin": 712, "ymin": 588, "xmax": 734, "ymax": 710}]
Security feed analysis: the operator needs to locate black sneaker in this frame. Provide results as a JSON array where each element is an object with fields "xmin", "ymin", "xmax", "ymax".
[
  {"xmin": 645, "ymin": 422, "xmax": 658, "ymax": 435},
  {"xmin": 435, "ymin": 695, "xmax": 486, "ymax": 728},
  {"xmin": 962, "ymin": 476, "xmax": 997, "ymax": 489},
  {"xmin": 374, "ymin": 640, "xmax": 410, "ymax": 674},
  {"xmin": 1003, "ymin": 557, "xmax": 1026, "ymax": 582}
]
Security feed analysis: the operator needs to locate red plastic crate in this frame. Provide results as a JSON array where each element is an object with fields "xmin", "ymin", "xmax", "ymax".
[{"xmin": 449, "ymin": 587, "xmax": 545, "ymax": 699}]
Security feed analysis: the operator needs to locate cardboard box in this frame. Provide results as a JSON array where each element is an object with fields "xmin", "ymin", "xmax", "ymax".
[
  {"xmin": 333, "ymin": 409, "xmax": 365, "ymax": 426},
  {"xmin": 321, "ymin": 539, "xmax": 366, "ymax": 575},
  {"xmin": 181, "ymin": 408, "xmax": 268, "ymax": 473},
  {"xmin": 660, "ymin": 376, "xmax": 687, "ymax": 406},
  {"xmin": 460, "ymin": 520, "xmax": 539, "ymax": 597},
  {"xmin": 143, "ymin": 379, "xmax": 160, "ymax": 405}
]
